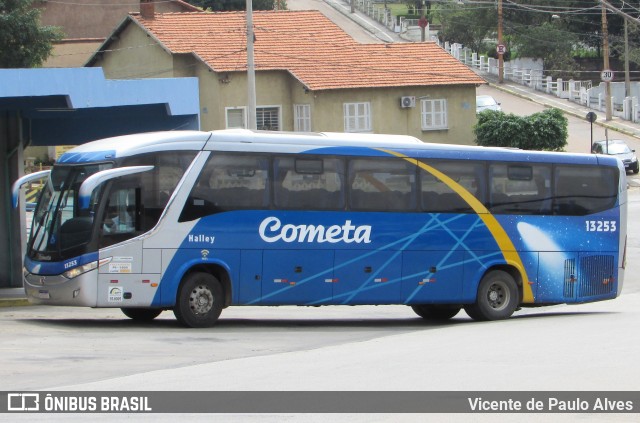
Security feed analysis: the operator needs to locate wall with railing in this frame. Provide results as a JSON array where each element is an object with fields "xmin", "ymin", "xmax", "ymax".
[
  {"xmin": 443, "ymin": 41, "xmax": 640, "ymax": 123},
  {"xmin": 341, "ymin": 0, "xmax": 640, "ymax": 123}
]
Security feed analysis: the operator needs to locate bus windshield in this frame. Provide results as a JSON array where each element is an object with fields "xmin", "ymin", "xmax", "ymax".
[{"xmin": 29, "ymin": 163, "xmax": 112, "ymax": 261}]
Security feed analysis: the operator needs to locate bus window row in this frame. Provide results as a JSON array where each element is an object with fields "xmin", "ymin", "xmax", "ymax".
[{"xmin": 179, "ymin": 152, "xmax": 619, "ymax": 221}]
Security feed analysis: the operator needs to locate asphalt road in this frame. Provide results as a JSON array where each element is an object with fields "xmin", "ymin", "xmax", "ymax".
[
  {"xmin": 1, "ymin": 189, "xmax": 638, "ymax": 412},
  {"xmin": 3, "ymin": 4, "xmax": 640, "ymax": 421}
]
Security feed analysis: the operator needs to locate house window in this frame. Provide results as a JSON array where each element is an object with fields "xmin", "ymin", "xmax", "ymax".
[
  {"xmin": 421, "ymin": 99, "xmax": 448, "ymax": 130},
  {"xmin": 294, "ymin": 104, "xmax": 311, "ymax": 132},
  {"xmin": 257, "ymin": 106, "xmax": 280, "ymax": 131},
  {"xmin": 226, "ymin": 107, "xmax": 246, "ymax": 129},
  {"xmin": 343, "ymin": 102, "xmax": 371, "ymax": 132}
]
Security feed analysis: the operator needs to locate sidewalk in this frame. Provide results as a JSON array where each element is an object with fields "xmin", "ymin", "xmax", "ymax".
[
  {"xmin": 0, "ymin": 288, "xmax": 29, "ymax": 307},
  {"xmin": 481, "ymin": 73, "xmax": 640, "ymax": 141},
  {"xmin": 322, "ymin": 0, "xmax": 405, "ymax": 43}
]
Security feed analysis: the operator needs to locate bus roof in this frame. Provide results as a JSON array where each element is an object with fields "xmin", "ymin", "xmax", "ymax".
[
  {"xmin": 56, "ymin": 129, "xmax": 617, "ymax": 168},
  {"xmin": 57, "ymin": 131, "xmax": 211, "ymax": 164}
]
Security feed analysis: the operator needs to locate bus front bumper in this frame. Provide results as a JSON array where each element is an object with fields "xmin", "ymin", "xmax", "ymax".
[{"xmin": 24, "ymin": 271, "xmax": 98, "ymax": 307}]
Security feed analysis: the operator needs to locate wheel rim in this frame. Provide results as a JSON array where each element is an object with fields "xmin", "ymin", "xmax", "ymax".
[
  {"xmin": 486, "ymin": 281, "xmax": 510, "ymax": 311},
  {"xmin": 189, "ymin": 284, "xmax": 214, "ymax": 315}
]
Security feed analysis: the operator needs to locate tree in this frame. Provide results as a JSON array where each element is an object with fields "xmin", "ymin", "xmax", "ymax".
[
  {"xmin": 474, "ymin": 108, "xmax": 568, "ymax": 152},
  {"xmin": 433, "ymin": 2, "xmax": 496, "ymax": 53},
  {"xmin": 189, "ymin": 0, "xmax": 285, "ymax": 11},
  {"xmin": 0, "ymin": 0, "xmax": 63, "ymax": 68},
  {"xmin": 434, "ymin": 0, "xmax": 640, "ymax": 77}
]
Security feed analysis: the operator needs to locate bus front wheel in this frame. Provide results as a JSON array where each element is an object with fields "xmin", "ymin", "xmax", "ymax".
[
  {"xmin": 121, "ymin": 308, "xmax": 162, "ymax": 321},
  {"xmin": 411, "ymin": 304, "xmax": 461, "ymax": 321},
  {"xmin": 464, "ymin": 270, "xmax": 519, "ymax": 321},
  {"xmin": 173, "ymin": 272, "xmax": 223, "ymax": 328}
]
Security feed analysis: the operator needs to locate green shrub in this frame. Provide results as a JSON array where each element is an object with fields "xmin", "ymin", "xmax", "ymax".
[{"xmin": 474, "ymin": 108, "xmax": 567, "ymax": 151}]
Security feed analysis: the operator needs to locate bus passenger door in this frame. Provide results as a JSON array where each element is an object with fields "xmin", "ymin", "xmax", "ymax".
[
  {"xmin": 401, "ymin": 250, "xmax": 464, "ymax": 304},
  {"xmin": 261, "ymin": 250, "xmax": 334, "ymax": 305},
  {"xmin": 333, "ymin": 250, "xmax": 402, "ymax": 304}
]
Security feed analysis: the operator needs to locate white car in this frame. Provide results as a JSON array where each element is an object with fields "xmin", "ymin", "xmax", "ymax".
[
  {"xmin": 476, "ymin": 95, "xmax": 502, "ymax": 113},
  {"xmin": 592, "ymin": 139, "xmax": 639, "ymax": 174}
]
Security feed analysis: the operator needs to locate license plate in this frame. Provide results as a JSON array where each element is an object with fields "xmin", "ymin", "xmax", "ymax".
[{"xmin": 36, "ymin": 290, "xmax": 50, "ymax": 299}]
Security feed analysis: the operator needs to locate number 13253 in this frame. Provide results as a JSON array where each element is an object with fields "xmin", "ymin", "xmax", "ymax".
[{"xmin": 585, "ymin": 220, "xmax": 617, "ymax": 232}]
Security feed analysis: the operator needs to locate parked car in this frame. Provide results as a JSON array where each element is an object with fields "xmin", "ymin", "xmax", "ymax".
[
  {"xmin": 476, "ymin": 95, "xmax": 502, "ymax": 113},
  {"xmin": 592, "ymin": 139, "xmax": 639, "ymax": 174}
]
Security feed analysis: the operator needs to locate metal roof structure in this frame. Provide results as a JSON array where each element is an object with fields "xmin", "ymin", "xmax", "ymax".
[{"xmin": 0, "ymin": 67, "xmax": 200, "ymax": 287}]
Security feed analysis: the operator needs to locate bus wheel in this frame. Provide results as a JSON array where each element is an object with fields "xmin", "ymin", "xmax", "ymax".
[
  {"xmin": 173, "ymin": 272, "xmax": 223, "ymax": 328},
  {"xmin": 411, "ymin": 304, "xmax": 461, "ymax": 321},
  {"xmin": 121, "ymin": 308, "xmax": 162, "ymax": 321},
  {"xmin": 464, "ymin": 270, "xmax": 519, "ymax": 321}
]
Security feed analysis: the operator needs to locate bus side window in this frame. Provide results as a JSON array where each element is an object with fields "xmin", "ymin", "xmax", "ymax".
[
  {"xmin": 488, "ymin": 163, "xmax": 551, "ymax": 215},
  {"xmin": 274, "ymin": 156, "xmax": 345, "ymax": 210},
  {"xmin": 348, "ymin": 158, "xmax": 416, "ymax": 212},
  {"xmin": 121, "ymin": 152, "xmax": 197, "ymax": 229},
  {"xmin": 179, "ymin": 153, "xmax": 269, "ymax": 222},
  {"xmin": 420, "ymin": 161, "xmax": 483, "ymax": 213},
  {"xmin": 98, "ymin": 186, "xmax": 137, "ymax": 248},
  {"xmin": 553, "ymin": 165, "xmax": 617, "ymax": 215}
]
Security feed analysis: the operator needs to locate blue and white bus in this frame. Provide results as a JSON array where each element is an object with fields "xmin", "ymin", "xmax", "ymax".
[{"xmin": 12, "ymin": 130, "xmax": 627, "ymax": 327}]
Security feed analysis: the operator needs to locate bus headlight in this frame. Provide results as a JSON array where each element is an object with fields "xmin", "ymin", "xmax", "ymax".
[{"xmin": 63, "ymin": 258, "xmax": 111, "ymax": 279}]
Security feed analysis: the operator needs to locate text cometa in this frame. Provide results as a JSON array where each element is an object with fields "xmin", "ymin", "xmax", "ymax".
[{"xmin": 259, "ymin": 217, "xmax": 372, "ymax": 244}]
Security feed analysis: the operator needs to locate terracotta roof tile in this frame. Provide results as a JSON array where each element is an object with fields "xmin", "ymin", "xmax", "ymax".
[{"xmin": 132, "ymin": 11, "xmax": 484, "ymax": 91}]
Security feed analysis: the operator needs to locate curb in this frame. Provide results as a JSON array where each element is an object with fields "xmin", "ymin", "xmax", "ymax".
[{"xmin": 0, "ymin": 298, "xmax": 30, "ymax": 308}]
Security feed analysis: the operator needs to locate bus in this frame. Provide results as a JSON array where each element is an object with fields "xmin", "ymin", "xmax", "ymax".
[{"xmin": 12, "ymin": 129, "xmax": 627, "ymax": 328}]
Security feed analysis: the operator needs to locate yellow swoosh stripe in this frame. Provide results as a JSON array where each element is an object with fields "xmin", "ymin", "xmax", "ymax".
[{"xmin": 379, "ymin": 149, "xmax": 534, "ymax": 303}]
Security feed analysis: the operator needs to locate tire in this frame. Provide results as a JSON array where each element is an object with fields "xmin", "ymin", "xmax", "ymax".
[
  {"xmin": 411, "ymin": 304, "xmax": 461, "ymax": 321},
  {"xmin": 633, "ymin": 163, "xmax": 639, "ymax": 174},
  {"xmin": 121, "ymin": 308, "xmax": 162, "ymax": 321},
  {"xmin": 464, "ymin": 270, "xmax": 519, "ymax": 321},
  {"xmin": 173, "ymin": 272, "xmax": 223, "ymax": 328}
]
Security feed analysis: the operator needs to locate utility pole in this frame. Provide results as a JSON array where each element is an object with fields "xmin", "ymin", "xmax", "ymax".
[
  {"xmin": 419, "ymin": 1, "xmax": 427, "ymax": 42},
  {"xmin": 601, "ymin": 2, "xmax": 612, "ymax": 121},
  {"xmin": 624, "ymin": 17, "xmax": 631, "ymax": 97},
  {"xmin": 246, "ymin": 0, "xmax": 257, "ymax": 130},
  {"xmin": 497, "ymin": 0, "xmax": 504, "ymax": 84}
]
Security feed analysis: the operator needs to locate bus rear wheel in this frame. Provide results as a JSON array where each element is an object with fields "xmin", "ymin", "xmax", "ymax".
[
  {"xmin": 411, "ymin": 304, "xmax": 461, "ymax": 321},
  {"xmin": 464, "ymin": 270, "xmax": 519, "ymax": 321},
  {"xmin": 121, "ymin": 308, "xmax": 162, "ymax": 321},
  {"xmin": 173, "ymin": 272, "xmax": 223, "ymax": 328}
]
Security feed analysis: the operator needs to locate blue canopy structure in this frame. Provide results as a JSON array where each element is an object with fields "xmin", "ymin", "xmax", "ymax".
[{"xmin": 0, "ymin": 67, "xmax": 200, "ymax": 287}]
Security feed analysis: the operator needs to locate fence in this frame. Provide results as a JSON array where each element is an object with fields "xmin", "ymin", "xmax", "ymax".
[
  {"xmin": 443, "ymin": 40, "xmax": 640, "ymax": 124},
  {"xmin": 343, "ymin": 0, "xmax": 640, "ymax": 124}
]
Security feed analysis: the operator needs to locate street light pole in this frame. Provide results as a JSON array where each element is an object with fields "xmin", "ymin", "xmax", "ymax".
[
  {"xmin": 601, "ymin": 2, "xmax": 612, "ymax": 121},
  {"xmin": 498, "ymin": 0, "xmax": 504, "ymax": 84},
  {"xmin": 246, "ymin": 0, "xmax": 257, "ymax": 130}
]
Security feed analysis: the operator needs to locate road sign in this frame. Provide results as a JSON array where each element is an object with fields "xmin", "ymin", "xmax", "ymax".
[
  {"xmin": 601, "ymin": 69, "xmax": 614, "ymax": 82},
  {"xmin": 586, "ymin": 112, "xmax": 597, "ymax": 123},
  {"xmin": 496, "ymin": 44, "xmax": 506, "ymax": 55}
]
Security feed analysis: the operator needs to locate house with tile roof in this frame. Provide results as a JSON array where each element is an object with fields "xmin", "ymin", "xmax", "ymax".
[
  {"xmin": 36, "ymin": 0, "xmax": 200, "ymax": 67},
  {"xmin": 86, "ymin": 7, "xmax": 485, "ymax": 144}
]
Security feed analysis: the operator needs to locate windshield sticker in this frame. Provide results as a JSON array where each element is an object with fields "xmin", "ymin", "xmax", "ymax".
[
  {"xmin": 108, "ymin": 287, "xmax": 123, "ymax": 302},
  {"xmin": 108, "ymin": 262, "xmax": 132, "ymax": 273}
]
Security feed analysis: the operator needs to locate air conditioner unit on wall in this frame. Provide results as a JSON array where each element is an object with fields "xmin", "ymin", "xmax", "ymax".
[{"xmin": 400, "ymin": 96, "xmax": 416, "ymax": 108}]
